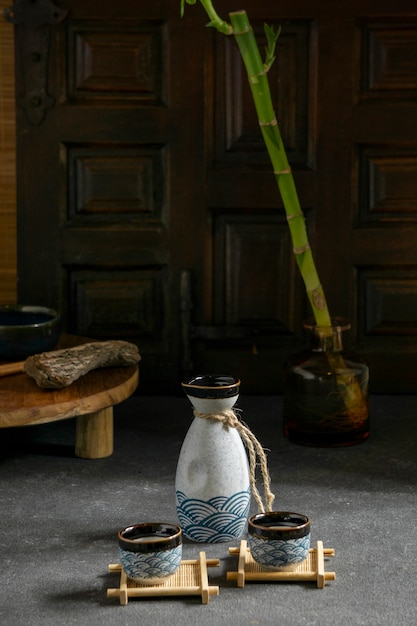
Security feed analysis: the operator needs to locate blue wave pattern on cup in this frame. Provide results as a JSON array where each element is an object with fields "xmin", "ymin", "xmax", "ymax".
[
  {"xmin": 119, "ymin": 543, "xmax": 182, "ymax": 584},
  {"xmin": 176, "ymin": 488, "xmax": 251, "ymax": 542},
  {"xmin": 248, "ymin": 533, "xmax": 310, "ymax": 570}
]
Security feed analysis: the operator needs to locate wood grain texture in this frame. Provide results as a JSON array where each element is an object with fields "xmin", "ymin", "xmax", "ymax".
[
  {"xmin": 75, "ymin": 407, "xmax": 114, "ymax": 459},
  {"xmin": 0, "ymin": 363, "xmax": 139, "ymax": 428},
  {"xmin": 0, "ymin": 0, "xmax": 17, "ymax": 304},
  {"xmin": 10, "ymin": 1, "xmax": 417, "ymax": 392},
  {"xmin": 24, "ymin": 340, "xmax": 140, "ymax": 388},
  {"xmin": 0, "ymin": 333, "xmax": 139, "ymax": 428}
]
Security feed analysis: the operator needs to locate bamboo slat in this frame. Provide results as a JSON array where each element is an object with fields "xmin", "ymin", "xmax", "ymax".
[
  {"xmin": 107, "ymin": 552, "xmax": 220, "ymax": 605},
  {"xmin": 227, "ymin": 540, "xmax": 336, "ymax": 588}
]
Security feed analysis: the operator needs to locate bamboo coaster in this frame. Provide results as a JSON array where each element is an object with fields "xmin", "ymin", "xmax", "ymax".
[
  {"xmin": 107, "ymin": 551, "xmax": 220, "ymax": 605},
  {"xmin": 227, "ymin": 540, "xmax": 335, "ymax": 588}
]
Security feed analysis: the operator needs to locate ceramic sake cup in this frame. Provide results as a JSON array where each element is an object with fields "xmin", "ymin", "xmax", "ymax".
[
  {"xmin": 118, "ymin": 522, "xmax": 182, "ymax": 585},
  {"xmin": 248, "ymin": 512, "xmax": 310, "ymax": 571}
]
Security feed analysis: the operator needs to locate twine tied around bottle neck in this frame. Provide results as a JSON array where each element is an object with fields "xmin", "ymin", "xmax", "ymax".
[{"xmin": 193, "ymin": 408, "xmax": 275, "ymax": 513}]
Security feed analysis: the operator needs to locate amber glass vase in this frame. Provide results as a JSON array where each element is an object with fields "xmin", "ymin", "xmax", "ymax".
[{"xmin": 283, "ymin": 320, "xmax": 370, "ymax": 447}]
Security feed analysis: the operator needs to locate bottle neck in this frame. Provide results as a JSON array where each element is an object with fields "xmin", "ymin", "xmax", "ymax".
[{"xmin": 310, "ymin": 326, "xmax": 344, "ymax": 352}]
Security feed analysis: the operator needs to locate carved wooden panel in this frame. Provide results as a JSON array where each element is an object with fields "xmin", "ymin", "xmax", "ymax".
[
  {"xmin": 67, "ymin": 20, "xmax": 165, "ymax": 103},
  {"xmin": 13, "ymin": 0, "xmax": 417, "ymax": 393},
  {"xmin": 68, "ymin": 268, "xmax": 167, "ymax": 350},
  {"xmin": 213, "ymin": 21, "xmax": 312, "ymax": 167},
  {"xmin": 67, "ymin": 144, "xmax": 166, "ymax": 221},
  {"xmin": 358, "ymin": 145, "xmax": 417, "ymax": 221},
  {"xmin": 359, "ymin": 270, "xmax": 417, "ymax": 336},
  {"xmin": 213, "ymin": 214, "xmax": 302, "ymax": 332},
  {"xmin": 353, "ymin": 16, "xmax": 417, "ymax": 385},
  {"xmin": 361, "ymin": 21, "xmax": 417, "ymax": 97}
]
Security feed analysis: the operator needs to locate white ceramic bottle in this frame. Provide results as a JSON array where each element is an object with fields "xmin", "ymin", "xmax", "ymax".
[{"xmin": 175, "ymin": 375, "xmax": 250, "ymax": 543}]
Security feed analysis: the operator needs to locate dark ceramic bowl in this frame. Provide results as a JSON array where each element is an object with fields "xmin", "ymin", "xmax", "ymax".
[
  {"xmin": 0, "ymin": 305, "xmax": 61, "ymax": 360},
  {"xmin": 118, "ymin": 522, "xmax": 182, "ymax": 584}
]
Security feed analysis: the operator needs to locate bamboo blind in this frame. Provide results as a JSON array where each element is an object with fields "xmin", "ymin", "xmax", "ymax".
[{"xmin": 0, "ymin": 1, "xmax": 17, "ymax": 304}]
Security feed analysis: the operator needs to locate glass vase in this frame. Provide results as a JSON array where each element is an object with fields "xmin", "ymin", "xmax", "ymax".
[{"xmin": 283, "ymin": 320, "xmax": 370, "ymax": 447}]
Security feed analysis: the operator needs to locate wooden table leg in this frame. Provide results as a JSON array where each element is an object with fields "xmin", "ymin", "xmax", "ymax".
[{"xmin": 75, "ymin": 406, "xmax": 113, "ymax": 459}]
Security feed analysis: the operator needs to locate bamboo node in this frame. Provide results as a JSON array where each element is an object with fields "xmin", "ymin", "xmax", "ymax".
[
  {"xmin": 249, "ymin": 68, "xmax": 268, "ymax": 83},
  {"xmin": 233, "ymin": 25, "xmax": 252, "ymax": 36},
  {"xmin": 293, "ymin": 243, "xmax": 311, "ymax": 255},
  {"xmin": 259, "ymin": 118, "xmax": 278, "ymax": 127},
  {"xmin": 286, "ymin": 211, "xmax": 303, "ymax": 221},
  {"xmin": 274, "ymin": 167, "xmax": 292, "ymax": 176},
  {"xmin": 308, "ymin": 286, "xmax": 326, "ymax": 311}
]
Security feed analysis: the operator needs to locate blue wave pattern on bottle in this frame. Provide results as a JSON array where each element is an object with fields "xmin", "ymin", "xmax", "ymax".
[
  {"xmin": 176, "ymin": 488, "xmax": 251, "ymax": 542},
  {"xmin": 119, "ymin": 544, "xmax": 182, "ymax": 581},
  {"xmin": 249, "ymin": 534, "xmax": 310, "ymax": 569}
]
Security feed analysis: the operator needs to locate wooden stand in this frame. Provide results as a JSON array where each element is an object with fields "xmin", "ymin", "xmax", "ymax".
[
  {"xmin": 75, "ymin": 407, "xmax": 113, "ymax": 459},
  {"xmin": 0, "ymin": 335, "xmax": 138, "ymax": 459},
  {"xmin": 107, "ymin": 552, "xmax": 220, "ymax": 605},
  {"xmin": 227, "ymin": 540, "xmax": 335, "ymax": 589}
]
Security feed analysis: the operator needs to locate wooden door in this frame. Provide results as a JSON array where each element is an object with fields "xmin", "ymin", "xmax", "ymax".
[{"xmin": 10, "ymin": 0, "xmax": 417, "ymax": 392}]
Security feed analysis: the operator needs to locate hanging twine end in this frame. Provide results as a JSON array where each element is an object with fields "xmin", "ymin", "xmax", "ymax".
[{"xmin": 193, "ymin": 408, "xmax": 276, "ymax": 514}]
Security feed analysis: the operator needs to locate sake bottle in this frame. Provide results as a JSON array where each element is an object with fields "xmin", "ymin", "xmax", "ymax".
[{"xmin": 175, "ymin": 375, "xmax": 251, "ymax": 543}]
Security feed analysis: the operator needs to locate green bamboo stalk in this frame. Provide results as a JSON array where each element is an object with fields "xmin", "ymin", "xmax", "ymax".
[
  {"xmin": 182, "ymin": 0, "xmax": 368, "ymax": 422},
  {"xmin": 229, "ymin": 10, "xmax": 331, "ymax": 326},
  {"xmin": 182, "ymin": 0, "xmax": 330, "ymax": 324}
]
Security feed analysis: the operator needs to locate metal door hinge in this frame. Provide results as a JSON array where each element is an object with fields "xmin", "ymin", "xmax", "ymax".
[{"xmin": 3, "ymin": 0, "xmax": 68, "ymax": 125}]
